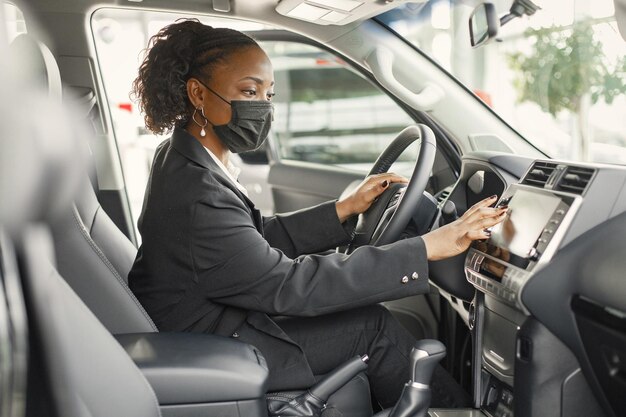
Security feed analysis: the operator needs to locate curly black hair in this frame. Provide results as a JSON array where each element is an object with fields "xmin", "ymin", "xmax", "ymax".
[{"xmin": 131, "ymin": 19, "xmax": 259, "ymax": 135}]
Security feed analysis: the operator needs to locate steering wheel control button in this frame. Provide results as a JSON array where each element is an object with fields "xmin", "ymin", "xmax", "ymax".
[
  {"xmin": 401, "ymin": 276, "xmax": 409, "ymax": 284},
  {"xmin": 411, "ymin": 272, "xmax": 419, "ymax": 280}
]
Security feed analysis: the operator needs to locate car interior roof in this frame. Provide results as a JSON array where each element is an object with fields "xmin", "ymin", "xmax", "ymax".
[{"xmin": 24, "ymin": 0, "xmax": 390, "ymax": 45}]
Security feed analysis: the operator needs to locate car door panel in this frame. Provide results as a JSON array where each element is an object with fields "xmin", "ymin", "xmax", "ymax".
[{"xmin": 269, "ymin": 160, "xmax": 364, "ymax": 212}]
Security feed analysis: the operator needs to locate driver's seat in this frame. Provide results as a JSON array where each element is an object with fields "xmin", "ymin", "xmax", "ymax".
[{"xmin": 12, "ymin": 32, "xmax": 373, "ymax": 417}]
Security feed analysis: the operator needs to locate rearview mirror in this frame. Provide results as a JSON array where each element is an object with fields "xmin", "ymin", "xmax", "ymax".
[{"xmin": 469, "ymin": 3, "xmax": 499, "ymax": 47}]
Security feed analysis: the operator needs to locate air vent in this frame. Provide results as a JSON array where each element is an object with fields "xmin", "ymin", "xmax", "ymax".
[
  {"xmin": 521, "ymin": 162, "xmax": 558, "ymax": 188},
  {"xmin": 436, "ymin": 189, "xmax": 451, "ymax": 203},
  {"xmin": 556, "ymin": 166, "xmax": 595, "ymax": 195}
]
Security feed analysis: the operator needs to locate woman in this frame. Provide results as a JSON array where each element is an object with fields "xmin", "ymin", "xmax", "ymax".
[{"xmin": 129, "ymin": 19, "xmax": 506, "ymax": 409}]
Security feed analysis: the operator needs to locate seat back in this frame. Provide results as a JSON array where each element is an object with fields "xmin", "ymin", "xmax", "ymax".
[
  {"xmin": 0, "ymin": 41, "xmax": 161, "ymax": 416},
  {"xmin": 9, "ymin": 33, "xmax": 157, "ymax": 334},
  {"xmin": 18, "ymin": 232, "xmax": 162, "ymax": 417},
  {"xmin": 51, "ymin": 183, "xmax": 158, "ymax": 334}
]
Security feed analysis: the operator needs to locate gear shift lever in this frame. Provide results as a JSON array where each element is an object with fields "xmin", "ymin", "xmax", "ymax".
[
  {"xmin": 387, "ymin": 340, "xmax": 446, "ymax": 417},
  {"xmin": 410, "ymin": 339, "xmax": 446, "ymax": 385}
]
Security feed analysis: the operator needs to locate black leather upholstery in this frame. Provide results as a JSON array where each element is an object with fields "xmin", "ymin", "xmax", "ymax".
[
  {"xmin": 115, "ymin": 332, "xmax": 269, "ymax": 404},
  {"xmin": 74, "ymin": 176, "xmax": 137, "ymax": 281},
  {"xmin": 20, "ymin": 238, "xmax": 163, "ymax": 417},
  {"xmin": 269, "ymin": 373, "xmax": 373, "ymax": 417},
  {"xmin": 51, "ymin": 178, "xmax": 158, "ymax": 334},
  {"xmin": 324, "ymin": 373, "xmax": 373, "ymax": 417},
  {"xmin": 0, "ymin": 45, "xmax": 162, "ymax": 416},
  {"xmin": 9, "ymin": 32, "xmax": 158, "ymax": 335}
]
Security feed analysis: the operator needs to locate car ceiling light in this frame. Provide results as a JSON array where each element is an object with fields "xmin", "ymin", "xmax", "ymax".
[
  {"xmin": 309, "ymin": 0, "xmax": 363, "ymax": 12},
  {"xmin": 277, "ymin": 0, "xmax": 421, "ymax": 26},
  {"xmin": 286, "ymin": 3, "xmax": 331, "ymax": 21}
]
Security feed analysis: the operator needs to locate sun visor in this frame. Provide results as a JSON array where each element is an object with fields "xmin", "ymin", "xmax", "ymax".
[{"xmin": 276, "ymin": 0, "xmax": 425, "ymax": 26}]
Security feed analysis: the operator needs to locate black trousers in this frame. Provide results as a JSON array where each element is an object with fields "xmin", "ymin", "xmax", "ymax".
[{"xmin": 276, "ymin": 304, "xmax": 470, "ymax": 409}]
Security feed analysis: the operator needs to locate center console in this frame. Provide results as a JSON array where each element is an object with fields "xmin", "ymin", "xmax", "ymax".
[
  {"xmin": 465, "ymin": 183, "xmax": 582, "ymax": 312},
  {"xmin": 115, "ymin": 332, "xmax": 270, "ymax": 417},
  {"xmin": 424, "ymin": 155, "xmax": 622, "ymax": 417},
  {"xmin": 462, "ymin": 181, "xmax": 584, "ymax": 417}
]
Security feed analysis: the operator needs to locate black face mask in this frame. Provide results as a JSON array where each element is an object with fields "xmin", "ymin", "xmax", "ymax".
[{"xmin": 197, "ymin": 79, "xmax": 274, "ymax": 154}]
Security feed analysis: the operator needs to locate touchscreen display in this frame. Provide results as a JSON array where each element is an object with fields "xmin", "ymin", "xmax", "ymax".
[{"xmin": 489, "ymin": 189, "xmax": 561, "ymax": 258}]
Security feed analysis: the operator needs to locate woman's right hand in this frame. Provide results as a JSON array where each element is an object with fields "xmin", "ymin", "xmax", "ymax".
[{"xmin": 421, "ymin": 195, "xmax": 507, "ymax": 261}]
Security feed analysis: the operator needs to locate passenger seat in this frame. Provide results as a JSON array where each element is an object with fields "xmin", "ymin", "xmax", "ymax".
[
  {"xmin": 0, "ymin": 52, "xmax": 161, "ymax": 416},
  {"xmin": 9, "ymin": 34, "xmax": 158, "ymax": 335}
]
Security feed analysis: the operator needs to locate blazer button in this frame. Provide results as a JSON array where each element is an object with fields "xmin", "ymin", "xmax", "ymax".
[
  {"xmin": 401, "ymin": 276, "xmax": 409, "ymax": 284},
  {"xmin": 232, "ymin": 332, "xmax": 239, "ymax": 338},
  {"xmin": 412, "ymin": 272, "xmax": 419, "ymax": 280}
]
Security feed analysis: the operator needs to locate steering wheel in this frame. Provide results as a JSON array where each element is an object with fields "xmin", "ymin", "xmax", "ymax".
[{"xmin": 344, "ymin": 124, "xmax": 437, "ymax": 254}]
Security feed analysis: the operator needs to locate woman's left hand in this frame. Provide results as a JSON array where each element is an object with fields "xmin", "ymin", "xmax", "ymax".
[{"xmin": 335, "ymin": 173, "xmax": 409, "ymax": 222}]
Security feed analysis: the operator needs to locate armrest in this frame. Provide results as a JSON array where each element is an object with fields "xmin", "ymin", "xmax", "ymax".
[{"xmin": 115, "ymin": 332, "xmax": 269, "ymax": 405}]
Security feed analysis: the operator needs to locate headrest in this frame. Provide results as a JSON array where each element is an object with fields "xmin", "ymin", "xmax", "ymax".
[
  {"xmin": 9, "ymin": 33, "xmax": 63, "ymax": 103},
  {"xmin": 0, "ymin": 89, "xmax": 88, "ymax": 232},
  {"xmin": 0, "ymin": 34, "xmax": 87, "ymax": 232}
]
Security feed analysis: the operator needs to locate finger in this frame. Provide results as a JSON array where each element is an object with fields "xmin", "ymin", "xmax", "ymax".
[
  {"xmin": 467, "ymin": 206, "xmax": 506, "ymax": 224},
  {"xmin": 476, "ymin": 209, "xmax": 508, "ymax": 229},
  {"xmin": 382, "ymin": 172, "xmax": 409, "ymax": 184},
  {"xmin": 466, "ymin": 228, "xmax": 492, "ymax": 241},
  {"xmin": 466, "ymin": 212, "xmax": 504, "ymax": 230},
  {"xmin": 369, "ymin": 174, "xmax": 408, "ymax": 197},
  {"xmin": 369, "ymin": 172, "xmax": 409, "ymax": 185},
  {"xmin": 362, "ymin": 179, "xmax": 391, "ymax": 203},
  {"xmin": 464, "ymin": 195, "xmax": 499, "ymax": 217}
]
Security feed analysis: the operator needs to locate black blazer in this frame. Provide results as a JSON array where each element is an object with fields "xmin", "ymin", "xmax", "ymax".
[{"xmin": 129, "ymin": 127, "xmax": 430, "ymax": 390}]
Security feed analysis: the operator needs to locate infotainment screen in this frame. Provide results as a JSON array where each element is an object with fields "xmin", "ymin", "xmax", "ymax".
[{"xmin": 489, "ymin": 189, "xmax": 561, "ymax": 258}]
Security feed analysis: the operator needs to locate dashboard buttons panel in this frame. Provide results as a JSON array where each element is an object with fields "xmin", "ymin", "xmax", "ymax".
[{"xmin": 465, "ymin": 183, "xmax": 582, "ymax": 311}]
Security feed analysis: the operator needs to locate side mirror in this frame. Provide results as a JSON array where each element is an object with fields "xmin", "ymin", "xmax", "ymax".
[{"xmin": 469, "ymin": 3, "xmax": 499, "ymax": 48}]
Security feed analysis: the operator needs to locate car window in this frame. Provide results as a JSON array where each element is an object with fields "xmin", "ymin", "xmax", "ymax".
[
  {"xmin": 3, "ymin": 2, "xmax": 26, "ymax": 41},
  {"xmin": 379, "ymin": 0, "xmax": 626, "ymax": 164},
  {"xmin": 263, "ymin": 41, "xmax": 418, "ymax": 174},
  {"xmin": 92, "ymin": 9, "xmax": 424, "ymax": 233}
]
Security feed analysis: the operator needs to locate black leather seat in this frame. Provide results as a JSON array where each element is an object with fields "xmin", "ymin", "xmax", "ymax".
[
  {"xmin": 9, "ymin": 33, "xmax": 373, "ymax": 417},
  {"xmin": 0, "ymin": 51, "xmax": 162, "ymax": 417}
]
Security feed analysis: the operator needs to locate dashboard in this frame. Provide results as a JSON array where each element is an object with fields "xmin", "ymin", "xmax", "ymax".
[{"xmin": 431, "ymin": 152, "xmax": 626, "ymax": 417}]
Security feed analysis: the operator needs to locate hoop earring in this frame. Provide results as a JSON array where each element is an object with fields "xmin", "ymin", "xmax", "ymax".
[{"xmin": 192, "ymin": 105, "xmax": 208, "ymax": 137}]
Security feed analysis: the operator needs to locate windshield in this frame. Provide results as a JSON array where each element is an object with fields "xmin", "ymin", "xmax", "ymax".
[{"xmin": 379, "ymin": 0, "xmax": 626, "ymax": 164}]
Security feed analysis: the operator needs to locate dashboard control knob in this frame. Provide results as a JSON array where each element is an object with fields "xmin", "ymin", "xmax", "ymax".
[
  {"xmin": 528, "ymin": 247, "xmax": 540, "ymax": 262},
  {"xmin": 468, "ymin": 301, "xmax": 476, "ymax": 330},
  {"xmin": 497, "ymin": 196, "xmax": 512, "ymax": 207}
]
